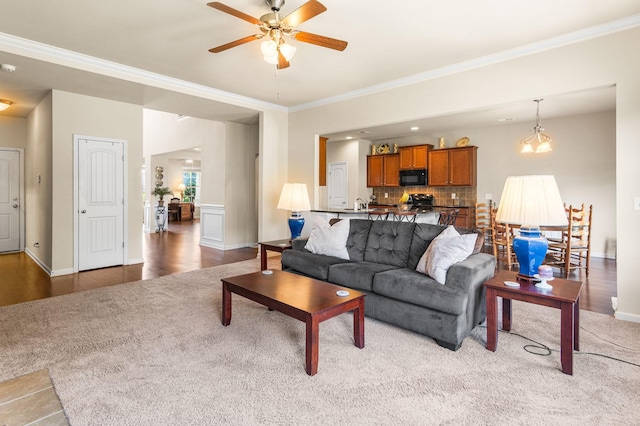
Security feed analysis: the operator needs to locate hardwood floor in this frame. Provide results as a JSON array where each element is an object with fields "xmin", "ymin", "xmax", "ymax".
[
  {"xmin": 0, "ymin": 219, "xmax": 257, "ymax": 308},
  {"xmin": 0, "ymin": 221, "xmax": 616, "ymax": 315}
]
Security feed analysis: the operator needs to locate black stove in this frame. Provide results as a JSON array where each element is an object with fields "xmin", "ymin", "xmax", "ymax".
[{"xmin": 410, "ymin": 194, "xmax": 435, "ymax": 212}]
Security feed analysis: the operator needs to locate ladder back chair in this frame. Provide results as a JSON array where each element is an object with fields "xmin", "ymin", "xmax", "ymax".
[
  {"xmin": 491, "ymin": 208, "xmax": 519, "ymax": 271},
  {"xmin": 438, "ymin": 208, "xmax": 459, "ymax": 226},
  {"xmin": 547, "ymin": 203, "xmax": 593, "ymax": 278},
  {"xmin": 474, "ymin": 202, "xmax": 492, "ymax": 246}
]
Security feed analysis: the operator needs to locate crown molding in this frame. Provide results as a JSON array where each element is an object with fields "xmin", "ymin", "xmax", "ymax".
[
  {"xmin": 290, "ymin": 13, "xmax": 640, "ymax": 113},
  {"xmin": 0, "ymin": 32, "xmax": 287, "ymax": 113}
]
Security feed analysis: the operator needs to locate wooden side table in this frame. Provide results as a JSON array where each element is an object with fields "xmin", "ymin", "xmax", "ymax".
[
  {"xmin": 259, "ymin": 239, "xmax": 292, "ymax": 270},
  {"xmin": 484, "ymin": 270, "xmax": 583, "ymax": 375}
]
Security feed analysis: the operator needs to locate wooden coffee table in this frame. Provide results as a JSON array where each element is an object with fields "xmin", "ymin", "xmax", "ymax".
[
  {"xmin": 484, "ymin": 270, "xmax": 583, "ymax": 375},
  {"xmin": 221, "ymin": 269, "xmax": 365, "ymax": 376}
]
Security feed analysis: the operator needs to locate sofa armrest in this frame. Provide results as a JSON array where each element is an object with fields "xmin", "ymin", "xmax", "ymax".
[
  {"xmin": 291, "ymin": 237, "xmax": 309, "ymax": 252},
  {"xmin": 445, "ymin": 253, "xmax": 496, "ymax": 326}
]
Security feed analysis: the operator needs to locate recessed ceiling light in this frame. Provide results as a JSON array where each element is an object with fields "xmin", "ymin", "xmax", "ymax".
[
  {"xmin": 1, "ymin": 64, "xmax": 16, "ymax": 73},
  {"xmin": 0, "ymin": 100, "xmax": 12, "ymax": 111},
  {"xmin": 498, "ymin": 117, "xmax": 515, "ymax": 122},
  {"xmin": 410, "ymin": 126, "xmax": 419, "ymax": 131},
  {"xmin": 345, "ymin": 136, "xmax": 353, "ymax": 140}
]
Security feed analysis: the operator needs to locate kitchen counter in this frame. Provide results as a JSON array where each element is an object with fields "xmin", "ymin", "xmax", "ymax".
[{"xmin": 310, "ymin": 208, "xmax": 440, "ymax": 224}]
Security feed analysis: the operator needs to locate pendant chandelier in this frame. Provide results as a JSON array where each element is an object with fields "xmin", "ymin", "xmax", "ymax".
[{"xmin": 521, "ymin": 99, "xmax": 552, "ymax": 154}]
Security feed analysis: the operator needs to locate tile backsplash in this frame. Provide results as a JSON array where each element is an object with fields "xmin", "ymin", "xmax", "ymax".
[{"xmin": 371, "ymin": 186, "xmax": 477, "ymax": 207}]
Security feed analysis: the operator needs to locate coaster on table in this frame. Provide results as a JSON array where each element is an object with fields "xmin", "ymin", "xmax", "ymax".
[
  {"xmin": 262, "ymin": 270, "xmax": 273, "ymax": 275},
  {"xmin": 336, "ymin": 290, "xmax": 350, "ymax": 297},
  {"xmin": 504, "ymin": 281, "xmax": 520, "ymax": 287}
]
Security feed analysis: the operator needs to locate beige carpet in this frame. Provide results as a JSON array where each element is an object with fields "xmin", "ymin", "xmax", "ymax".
[{"xmin": 0, "ymin": 257, "xmax": 638, "ymax": 425}]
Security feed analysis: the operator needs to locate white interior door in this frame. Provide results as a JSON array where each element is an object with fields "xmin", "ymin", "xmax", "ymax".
[
  {"xmin": 77, "ymin": 137, "xmax": 124, "ymax": 270},
  {"xmin": 328, "ymin": 162, "xmax": 348, "ymax": 209},
  {"xmin": 0, "ymin": 150, "xmax": 20, "ymax": 252}
]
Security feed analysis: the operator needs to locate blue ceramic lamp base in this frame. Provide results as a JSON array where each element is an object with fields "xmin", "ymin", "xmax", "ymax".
[
  {"xmin": 288, "ymin": 212, "xmax": 305, "ymax": 240},
  {"xmin": 513, "ymin": 225, "xmax": 548, "ymax": 281}
]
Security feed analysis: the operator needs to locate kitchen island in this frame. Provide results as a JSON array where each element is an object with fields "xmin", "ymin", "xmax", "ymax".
[{"xmin": 311, "ymin": 208, "xmax": 439, "ymax": 224}]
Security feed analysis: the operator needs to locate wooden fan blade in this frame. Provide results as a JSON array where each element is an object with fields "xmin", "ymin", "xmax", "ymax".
[
  {"xmin": 277, "ymin": 50, "xmax": 290, "ymax": 69},
  {"xmin": 209, "ymin": 35, "xmax": 262, "ymax": 53},
  {"xmin": 207, "ymin": 2, "xmax": 262, "ymax": 26},
  {"xmin": 281, "ymin": 1, "xmax": 327, "ymax": 27},
  {"xmin": 292, "ymin": 31, "xmax": 348, "ymax": 51}
]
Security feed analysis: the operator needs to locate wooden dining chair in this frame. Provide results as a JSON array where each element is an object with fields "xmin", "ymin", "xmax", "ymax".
[
  {"xmin": 474, "ymin": 202, "xmax": 492, "ymax": 246},
  {"xmin": 547, "ymin": 203, "xmax": 593, "ymax": 278},
  {"xmin": 491, "ymin": 208, "xmax": 519, "ymax": 271}
]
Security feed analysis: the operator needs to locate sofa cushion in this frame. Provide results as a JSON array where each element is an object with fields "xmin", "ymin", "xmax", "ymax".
[
  {"xmin": 372, "ymin": 269, "xmax": 468, "ymax": 316},
  {"xmin": 346, "ymin": 219, "xmax": 373, "ymax": 261},
  {"xmin": 407, "ymin": 223, "xmax": 447, "ymax": 270},
  {"xmin": 281, "ymin": 250, "xmax": 350, "ymax": 281},
  {"xmin": 416, "ymin": 226, "xmax": 477, "ymax": 284},
  {"xmin": 363, "ymin": 221, "xmax": 416, "ymax": 267},
  {"xmin": 304, "ymin": 216, "xmax": 350, "ymax": 259},
  {"xmin": 328, "ymin": 261, "xmax": 400, "ymax": 292}
]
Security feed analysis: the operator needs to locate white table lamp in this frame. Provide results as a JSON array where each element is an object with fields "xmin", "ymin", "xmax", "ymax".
[
  {"xmin": 277, "ymin": 183, "xmax": 311, "ymax": 239},
  {"xmin": 496, "ymin": 175, "xmax": 567, "ymax": 284}
]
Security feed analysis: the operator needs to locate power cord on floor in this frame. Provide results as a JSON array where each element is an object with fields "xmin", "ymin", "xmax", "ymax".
[{"xmin": 478, "ymin": 325, "xmax": 640, "ymax": 368}]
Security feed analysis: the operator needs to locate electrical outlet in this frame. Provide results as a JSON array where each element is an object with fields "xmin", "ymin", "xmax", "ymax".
[
  {"xmin": 485, "ymin": 193, "xmax": 492, "ymax": 200},
  {"xmin": 384, "ymin": 193, "xmax": 388, "ymax": 198},
  {"xmin": 451, "ymin": 193, "xmax": 456, "ymax": 199}
]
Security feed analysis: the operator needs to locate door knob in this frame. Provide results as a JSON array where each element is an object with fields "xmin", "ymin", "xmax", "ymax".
[
  {"xmin": 12, "ymin": 204, "xmax": 18, "ymax": 208},
  {"xmin": 81, "ymin": 210, "xmax": 87, "ymax": 214}
]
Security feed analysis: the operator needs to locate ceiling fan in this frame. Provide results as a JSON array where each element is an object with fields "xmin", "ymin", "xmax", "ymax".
[{"xmin": 207, "ymin": 0, "xmax": 348, "ymax": 69}]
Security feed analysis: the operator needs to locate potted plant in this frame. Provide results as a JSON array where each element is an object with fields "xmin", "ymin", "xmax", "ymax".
[{"xmin": 151, "ymin": 186, "xmax": 171, "ymax": 206}]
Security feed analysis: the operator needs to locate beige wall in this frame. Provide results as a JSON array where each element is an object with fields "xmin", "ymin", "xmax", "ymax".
[
  {"xmin": 224, "ymin": 122, "xmax": 259, "ymax": 247},
  {"xmin": 25, "ymin": 93, "xmax": 53, "ymax": 270},
  {"xmin": 288, "ymin": 28, "xmax": 640, "ymax": 320},
  {"xmin": 0, "ymin": 116, "xmax": 27, "ymax": 149},
  {"xmin": 51, "ymin": 90, "xmax": 143, "ymax": 272}
]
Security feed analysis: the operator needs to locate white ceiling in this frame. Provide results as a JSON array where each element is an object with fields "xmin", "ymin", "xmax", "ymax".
[{"xmin": 0, "ymin": 1, "xmax": 636, "ymax": 136}]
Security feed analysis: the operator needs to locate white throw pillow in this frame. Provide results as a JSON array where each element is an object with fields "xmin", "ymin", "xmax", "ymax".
[
  {"xmin": 304, "ymin": 217, "xmax": 350, "ymax": 259},
  {"xmin": 416, "ymin": 226, "xmax": 477, "ymax": 284}
]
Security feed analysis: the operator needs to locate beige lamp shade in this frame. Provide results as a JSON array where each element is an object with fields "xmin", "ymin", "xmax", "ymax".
[
  {"xmin": 178, "ymin": 183, "xmax": 186, "ymax": 191},
  {"xmin": 496, "ymin": 175, "xmax": 568, "ymax": 227},
  {"xmin": 277, "ymin": 183, "xmax": 311, "ymax": 212}
]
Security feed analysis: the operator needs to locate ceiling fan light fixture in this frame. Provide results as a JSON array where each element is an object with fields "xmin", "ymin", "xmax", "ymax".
[
  {"xmin": 0, "ymin": 100, "xmax": 12, "ymax": 111},
  {"xmin": 260, "ymin": 39, "xmax": 278, "ymax": 57},
  {"xmin": 279, "ymin": 42, "xmax": 296, "ymax": 61}
]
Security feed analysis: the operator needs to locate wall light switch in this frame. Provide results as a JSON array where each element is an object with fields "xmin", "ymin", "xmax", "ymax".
[
  {"xmin": 384, "ymin": 193, "xmax": 388, "ymax": 198},
  {"xmin": 634, "ymin": 196, "xmax": 640, "ymax": 211},
  {"xmin": 451, "ymin": 193, "xmax": 456, "ymax": 199},
  {"xmin": 485, "ymin": 193, "xmax": 492, "ymax": 200}
]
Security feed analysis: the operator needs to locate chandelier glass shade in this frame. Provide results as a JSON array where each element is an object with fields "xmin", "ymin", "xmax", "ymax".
[{"xmin": 521, "ymin": 99, "xmax": 552, "ymax": 154}]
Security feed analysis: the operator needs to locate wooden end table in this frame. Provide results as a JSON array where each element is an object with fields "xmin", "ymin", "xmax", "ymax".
[
  {"xmin": 259, "ymin": 239, "xmax": 292, "ymax": 270},
  {"xmin": 222, "ymin": 270, "xmax": 365, "ymax": 376},
  {"xmin": 484, "ymin": 270, "xmax": 583, "ymax": 375}
]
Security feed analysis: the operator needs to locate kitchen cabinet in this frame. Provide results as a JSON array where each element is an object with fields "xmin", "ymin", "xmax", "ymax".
[
  {"xmin": 367, "ymin": 154, "xmax": 399, "ymax": 187},
  {"xmin": 454, "ymin": 207, "xmax": 470, "ymax": 228},
  {"xmin": 399, "ymin": 144, "xmax": 432, "ymax": 170},
  {"xmin": 428, "ymin": 146, "xmax": 477, "ymax": 186}
]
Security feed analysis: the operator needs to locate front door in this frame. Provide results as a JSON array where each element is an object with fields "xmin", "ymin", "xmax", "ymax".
[
  {"xmin": 0, "ymin": 150, "xmax": 20, "ymax": 252},
  {"xmin": 77, "ymin": 137, "xmax": 125, "ymax": 271},
  {"xmin": 328, "ymin": 162, "xmax": 348, "ymax": 209}
]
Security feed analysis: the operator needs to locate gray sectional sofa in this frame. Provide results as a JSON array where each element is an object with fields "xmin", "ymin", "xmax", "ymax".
[{"xmin": 281, "ymin": 219, "xmax": 496, "ymax": 350}]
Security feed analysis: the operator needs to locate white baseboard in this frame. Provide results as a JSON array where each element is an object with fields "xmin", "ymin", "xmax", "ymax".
[
  {"xmin": 614, "ymin": 310, "xmax": 640, "ymax": 323},
  {"xmin": 25, "ymin": 248, "xmax": 51, "ymax": 275},
  {"xmin": 128, "ymin": 258, "xmax": 144, "ymax": 265},
  {"xmin": 50, "ymin": 268, "xmax": 74, "ymax": 277}
]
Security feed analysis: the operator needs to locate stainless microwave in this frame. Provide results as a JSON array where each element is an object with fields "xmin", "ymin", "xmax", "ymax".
[{"xmin": 399, "ymin": 169, "xmax": 427, "ymax": 186}]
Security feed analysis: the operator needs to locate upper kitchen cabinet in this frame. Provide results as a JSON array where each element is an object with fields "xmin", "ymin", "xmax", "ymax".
[
  {"xmin": 428, "ymin": 146, "xmax": 477, "ymax": 186},
  {"xmin": 367, "ymin": 154, "xmax": 399, "ymax": 187},
  {"xmin": 399, "ymin": 144, "xmax": 433, "ymax": 170}
]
